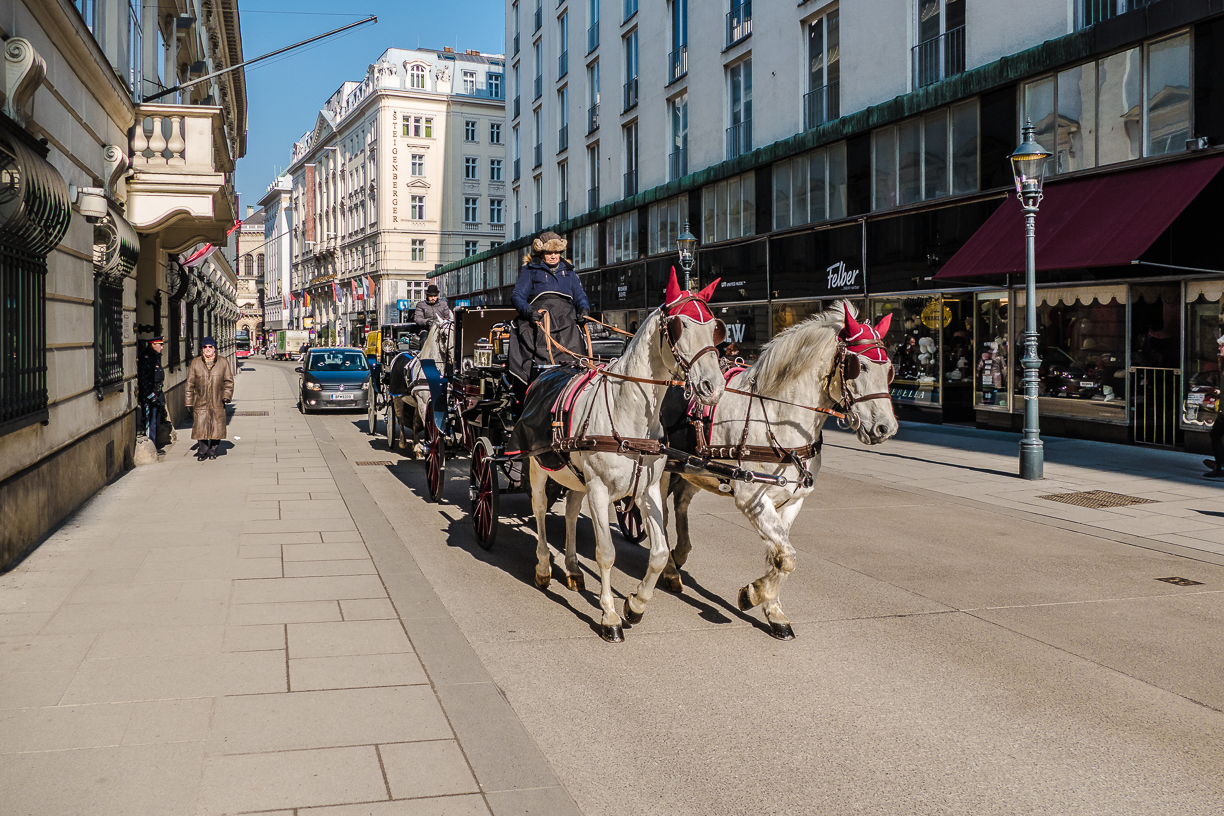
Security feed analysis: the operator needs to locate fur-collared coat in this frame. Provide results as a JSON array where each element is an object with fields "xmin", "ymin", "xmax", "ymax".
[{"xmin": 185, "ymin": 354, "xmax": 234, "ymax": 440}]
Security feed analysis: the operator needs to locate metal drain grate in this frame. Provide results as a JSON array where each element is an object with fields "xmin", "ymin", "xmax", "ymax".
[
  {"xmin": 1039, "ymin": 490, "xmax": 1158, "ymax": 509},
  {"xmin": 1156, "ymin": 576, "xmax": 1204, "ymax": 587},
  {"xmin": 231, "ymin": 411, "xmax": 269, "ymax": 416},
  {"xmin": 354, "ymin": 460, "xmax": 394, "ymax": 466}
]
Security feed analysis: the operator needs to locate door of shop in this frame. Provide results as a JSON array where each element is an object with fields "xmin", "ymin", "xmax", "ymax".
[{"xmin": 1129, "ymin": 284, "xmax": 1182, "ymax": 446}]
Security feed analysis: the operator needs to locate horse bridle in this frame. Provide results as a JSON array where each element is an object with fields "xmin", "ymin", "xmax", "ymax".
[
  {"xmin": 829, "ymin": 339, "xmax": 895, "ymax": 409},
  {"xmin": 660, "ymin": 294, "xmax": 726, "ymax": 376}
]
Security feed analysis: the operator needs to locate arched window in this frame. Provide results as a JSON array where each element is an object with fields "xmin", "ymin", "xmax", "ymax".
[
  {"xmin": 410, "ymin": 64, "xmax": 426, "ymax": 89},
  {"xmin": 256, "ymin": 254, "xmax": 265, "ymax": 278},
  {"xmin": 244, "ymin": 256, "xmax": 254, "ymax": 276}
]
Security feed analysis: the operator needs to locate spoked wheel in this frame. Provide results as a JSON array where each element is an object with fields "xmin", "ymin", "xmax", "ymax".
[
  {"xmin": 425, "ymin": 399, "xmax": 446, "ymax": 503},
  {"xmin": 385, "ymin": 401, "xmax": 398, "ymax": 450},
  {"xmin": 469, "ymin": 437, "xmax": 500, "ymax": 550},
  {"xmin": 367, "ymin": 389, "xmax": 378, "ymax": 435},
  {"xmin": 615, "ymin": 499, "xmax": 647, "ymax": 544}
]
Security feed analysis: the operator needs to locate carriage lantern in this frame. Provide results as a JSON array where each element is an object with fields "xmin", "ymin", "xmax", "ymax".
[
  {"xmin": 676, "ymin": 221, "xmax": 698, "ymax": 290},
  {"xmin": 1009, "ymin": 119, "xmax": 1052, "ymax": 481}
]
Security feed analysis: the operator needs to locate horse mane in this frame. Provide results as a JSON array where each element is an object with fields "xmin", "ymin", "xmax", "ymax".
[
  {"xmin": 747, "ymin": 300, "xmax": 853, "ymax": 391},
  {"xmin": 607, "ymin": 307, "xmax": 662, "ymax": 375}
]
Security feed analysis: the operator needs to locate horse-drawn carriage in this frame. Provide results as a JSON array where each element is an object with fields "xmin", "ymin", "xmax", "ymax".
[{"xmin": 370, "ymin": 272, "xmax": 900, "ymax": 642}]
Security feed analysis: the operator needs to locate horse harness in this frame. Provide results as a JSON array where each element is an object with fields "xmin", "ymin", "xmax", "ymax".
[{"xmin": 826, "ymin": 338, "xmax": 895, "ymax": 412}]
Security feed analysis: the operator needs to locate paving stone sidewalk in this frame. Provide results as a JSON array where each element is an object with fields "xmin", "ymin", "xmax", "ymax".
[{"xmin": 0, "ymin": 363, "xmax": 575, "ymax": 816}]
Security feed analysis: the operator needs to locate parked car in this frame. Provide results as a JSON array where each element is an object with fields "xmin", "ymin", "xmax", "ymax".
[{"xmin": 296, "ymin": 348, "xmax": 372, "ymax": 413}]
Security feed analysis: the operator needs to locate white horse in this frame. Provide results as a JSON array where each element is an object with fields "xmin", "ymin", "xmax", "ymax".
[
  {"xmin": 659, "ymin": 301, "xmax": 899, "ymax": 640},
  {"xmin": 525, "ymin": 272, "xmax": 727, "ymax": 643},
  {"xmin": 388, "ymin": 320, "xmax": 452, "ymax": 457}
]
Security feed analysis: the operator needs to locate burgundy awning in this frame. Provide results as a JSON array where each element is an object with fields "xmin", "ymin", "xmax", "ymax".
[{"xmin": 933, "ymin": 155, "xmax": 1224, "ymax": 280}]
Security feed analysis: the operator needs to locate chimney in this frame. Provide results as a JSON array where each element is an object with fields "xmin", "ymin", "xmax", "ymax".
[
  {"xmin": 246, "ymin": 205, "xmax": 254, "ymax": 217},
  {"xmin": 443, "ymin": 46, "xmax": 454, "ymax": 53},
  {"xmin": 466, "ymin": 49, "xmax": 478, "ymax": 56}
]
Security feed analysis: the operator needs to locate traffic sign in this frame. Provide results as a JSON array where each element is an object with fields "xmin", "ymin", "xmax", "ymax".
[{"xmin": 396, "ymin": 299, "xmax": 411, "ymax": 311}]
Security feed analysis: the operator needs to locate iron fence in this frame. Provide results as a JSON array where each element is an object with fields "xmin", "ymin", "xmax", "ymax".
[
  {"xmin": 668, "ymin": 147, "xmax": 688, "ymax": 181},
  {"xmin": 1130, "ymin": 367, "xmax": 1181, "ymax": 447},
  {"xmin": 94, "ymin": 279, "xmax": 124, "ymax": 389},
  {"xmin": 558, "ymin": 124, "xmax": 568, "ymax": 153},
  {"xmin": 669, "ymin": 45, "xmax": 688, "ymax": 83},
  {"xmin": 912, "ymin": 25, "xmax": 965, "ymax": 89},
  {"xmin": 804, "ymin": 80, "xmax": 840, "ymax": 130},
  {"xmin": 588, "ymin": 186, "xmax": 599, "ymax": 211},
  {"xmin": 623, "ymin": 78, "xmax": 638, "ymax": 112},
  {"xmin": 726, "ymin": 119, "xmax": 752, "ymax": 160},
  {"xmin": 727, "ymin": 2, "xmax": 752, "ymax": 47},
  {"xmin": 624, "ymin": 170, "xmax": 637, "ymax": 197},
  {"xmin": 587, "ymin": 103, "xmax": 600, "ymax": 134}
]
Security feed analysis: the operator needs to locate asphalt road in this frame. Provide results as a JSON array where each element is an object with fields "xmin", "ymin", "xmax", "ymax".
[{"xmin": 301, "ymin": 359, "xmax": 1224, "ymax": 816}]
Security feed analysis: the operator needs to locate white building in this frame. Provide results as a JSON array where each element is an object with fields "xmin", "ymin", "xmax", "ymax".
[
  {"xmin": 236, "ymin": 206, "xmax": 265, "ymax": 341},
  {"xmin": 441, "ymin": 0, "xmax": 1224, "ymax": 456},
  {"xmin": 281, "ymin": 46, "xmax": 507, "ymax": 344},
  {"xmin": 0, "ymin": 0, "xmax": 246, "ymax": 566},
  {"xmin": 260, "ymin": 175, "xmax": 293, "ymax": 334}
]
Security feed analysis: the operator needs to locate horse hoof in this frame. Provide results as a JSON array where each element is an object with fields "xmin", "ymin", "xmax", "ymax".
[
  {"xmin": 600, "ymin": 624, "xmax": 624, "ymax": 643},
  {"xmin": 768, "ymin": 622, "xmax": 796, "ymax": 641},
  {"xmin": 737, "ymin": 586, "xmax": 756, "ymax": 611},
  {"xmin": 663, "ymin": 575, "xmax": 684, "ymax": 594},
  {"xmin": 565, "ymin": 573, "xmax": 585, "ymax": 592},
  {"xmin": 622, "ymin": 599, "xmax": 643, "ymax": 625},
  {"xmin": 534, "ymin": 573, "xmax": 550, "ymax": 590}
]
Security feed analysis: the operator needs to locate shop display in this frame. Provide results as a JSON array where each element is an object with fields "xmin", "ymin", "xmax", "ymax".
[
  {"xmin": 872, "ymin": 297, "xmax": 941, "ymax": 405},
  {"xmin": 1185, "ymin": 286, "xmax": 1224, "ymax": 429}
]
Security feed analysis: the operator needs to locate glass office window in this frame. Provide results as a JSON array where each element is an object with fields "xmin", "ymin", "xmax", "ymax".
[
  {"xmin": 1098, "ymin": 47, "xmax": 1142, "ymax": 166},
  {"xmin": 1057, "ymin": 63, "xmax": 1096, "ymax": 173},
  {"xmin": 1146, "ymin": 33, "xmax": 1191, "ymax": 156}
]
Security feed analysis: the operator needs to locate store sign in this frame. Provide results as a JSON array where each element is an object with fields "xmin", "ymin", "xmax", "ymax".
[
  {"xmin": 890, "ymin": 385, "xmax": 938, "ymax": 404},
  {"xmin": 921, "ymin": 298, "xmax": 952, "ymax": 329},
  {"xmin": 725, "ymin": 323, "xmax": 747, "ymax": 344},
  {"xmin": 824, "ymin": 261, "xmax": 861, "ymax": 295}
]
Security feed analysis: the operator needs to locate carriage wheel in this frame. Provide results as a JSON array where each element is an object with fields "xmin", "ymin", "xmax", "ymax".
[
  {"xmin": 385, "ymin": 402, "xmax": 397, "ymax": 450},
  {"xmin": 469, "ymin": 437, "xmax": 499, "ymax": 550},
  {"xmin": 367, "ymin": 388, "xmax": 378, "ymax": 435},
  {"xmin": 615, "ymin": 499, "xmax": 647, "ymax": 544},
  {"xmin": 425, "ymin": 399, "xmax": 446, "ymax": 503}
]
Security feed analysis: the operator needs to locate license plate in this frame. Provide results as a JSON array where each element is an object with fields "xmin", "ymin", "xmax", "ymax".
[
  {"xmin": 1079, "ymin": 381, "xmax": 1094, "ymax": 388},
  {"xmin": 330, "ymin": 393, "xmax": 355, "ymax": 400},
  {"xmin": 1186, "ymin": 406, "xmax": 1199, "ymax": 422}
]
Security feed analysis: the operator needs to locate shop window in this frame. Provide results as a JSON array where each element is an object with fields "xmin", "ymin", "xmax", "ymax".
[
  {"xmin": 974, "ymin": 293, "xmax": 1011, "ymax": 410},
  {"xmin": 1146, "ymin": 34, "xmax": 1192, "ymax": 156},
  {"xmin": 1184, "ymin": 283, "xmax": 1224, "ymax": 429},
  {"xmin": 647, "ymin": 194, "xmax": 688, "ymax": 256},
  {"xmin": 605, "ymin": 210, "xmax": 638, "ymax": 263},
  {"xmin": 709, "ymin": 303, "xmax": 770, "ymax": 365},
  {"xmin": 1015, "ymin": 287, "xmax": 1127, "ymax": 422},
  {"xmin": 873, "ymin": 102, "xmax": 977, "ymax": 212},
  {"xmin": 871, "ymin": 296, "xmax": 946, "ymax": 406},
  {"xmin": 772, "ymin": 142, "xmax": 847, "ymax": 231},
  {"xmin": 574, "ymin": 223, "xmax": 598, "ymax": 269},
  {"xmin": 701, "ymin": 171, "xmax": 756, "ymax": 244}
]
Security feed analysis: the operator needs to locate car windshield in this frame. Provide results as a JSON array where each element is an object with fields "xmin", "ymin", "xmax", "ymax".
[{"xmin": 307, "ymin": 351, "xmax": 369, "ymax": 372}]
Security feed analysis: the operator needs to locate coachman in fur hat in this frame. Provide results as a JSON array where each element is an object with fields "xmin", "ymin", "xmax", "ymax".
[{"xmin": 508, "ymin": 231, "xmax": 592, "ymax": 389}]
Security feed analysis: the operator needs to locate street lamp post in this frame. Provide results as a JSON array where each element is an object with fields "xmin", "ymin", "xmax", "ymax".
[
  {"xmin": 677, "ymin": 221, "xmax": 697, "ymax": 290},
  {"xmin": 1009, "ymin": 119, "xmax": 1053, "ymax": 480}
]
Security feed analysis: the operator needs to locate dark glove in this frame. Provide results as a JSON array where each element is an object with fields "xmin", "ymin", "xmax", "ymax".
[
  {"xmin": 529, "ymin": 312, "xmax": 544, "ymax": 327},
  {"xmin": 576, "ymin": 307, "xmax": 590, "ymax": 326}
]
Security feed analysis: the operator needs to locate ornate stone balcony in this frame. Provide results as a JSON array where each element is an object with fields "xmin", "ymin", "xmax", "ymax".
[{"xmin": 126, "ymin": 104, "xmax": 236, "ymax": 249}]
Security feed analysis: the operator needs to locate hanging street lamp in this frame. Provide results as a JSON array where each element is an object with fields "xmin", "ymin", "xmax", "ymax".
[{"xmin": 1009, "ymin": 118, "xmax": 1053, "ymax": 480}]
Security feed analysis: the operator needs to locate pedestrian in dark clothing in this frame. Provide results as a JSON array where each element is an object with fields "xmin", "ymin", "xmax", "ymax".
[
  {"xmin": 414, "ymin": 284, "xmax": 454, "ymax": 326},
  {"xmin": 298, "ymin": 342, "xmax": 309, "ymax": 361},
  {"xmin": 1204, "ymin": 334, "xmax": 1224, "ymax": 479},
  {"xmin": 185, "ymin": 336, "xmax": 234, "ymax": 461},
  {"xmin": 137, "ymin": 336, "xmax": 167, "ymax": 452}
]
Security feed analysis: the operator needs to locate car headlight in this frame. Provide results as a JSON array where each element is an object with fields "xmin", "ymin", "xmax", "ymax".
[{"xmin": 305, "ymin": 381, "xmax": 322, "ymax": 391}]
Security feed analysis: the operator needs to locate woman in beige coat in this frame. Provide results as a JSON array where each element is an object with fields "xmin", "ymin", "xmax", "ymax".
[{"xmin": 185, "ymin": 336, "xmax": 234, "ymax": 461}]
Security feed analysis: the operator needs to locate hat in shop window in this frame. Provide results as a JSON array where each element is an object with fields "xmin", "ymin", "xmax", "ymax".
[{"xmin": 1081, "ymin": 338, "xmax": 1104, "ymax": 351}]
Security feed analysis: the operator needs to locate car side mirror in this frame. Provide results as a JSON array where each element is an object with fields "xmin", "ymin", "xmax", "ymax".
[{"xmin": 294, "ymin": 366, "xmax": 303, "ymax": 373}]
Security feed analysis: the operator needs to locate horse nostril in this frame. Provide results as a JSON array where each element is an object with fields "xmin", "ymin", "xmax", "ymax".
[{"xmin": 876, "ymin": 424, "xmax": 889, "ymax": 437}]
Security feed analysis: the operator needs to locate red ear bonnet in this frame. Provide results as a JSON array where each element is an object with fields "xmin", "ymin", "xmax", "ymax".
[
  {"xmin": 663, "ymin": 267, "xmax": 717, "ymax": 323},
  {"xmin": 839, "ymin": 303, "xmax": 891, "ymax": 364}
]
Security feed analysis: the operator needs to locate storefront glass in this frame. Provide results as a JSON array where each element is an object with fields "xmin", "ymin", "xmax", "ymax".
[
  {"xmin": 974, "ymin": 292, "xmax": 1011, "ymax": 410},
  {"xmin": 1016, "ymin": 286, "xmax": 1127, "ymax": 422},
  {"xmin": 872, "ymin": 296, "xmax": 943, "ymax": 406},
  {"xmin": 941, "ymin": 293, "xmax": 974, "ymax": 418},
  {"xmin": 709, "ymin": 303, "xmax": 770, "ymax": 364},
  {"xmin": 1184, "ymin": 282, "xmax": 1224, "ymax": 429}
]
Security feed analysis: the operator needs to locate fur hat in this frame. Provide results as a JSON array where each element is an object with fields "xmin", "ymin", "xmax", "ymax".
[{"xmin": 531, "ymin": 231, "xmax": 567, "ymax": 255}]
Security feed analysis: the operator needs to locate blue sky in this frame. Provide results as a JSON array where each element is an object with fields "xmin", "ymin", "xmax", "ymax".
[{"xmin": 234, "ymin": 1, "xmax": 506, "ymax": 214}]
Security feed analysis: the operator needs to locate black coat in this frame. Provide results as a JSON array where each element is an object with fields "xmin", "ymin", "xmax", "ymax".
[{"xmin": 137, "ymin": 344, "xmax": 165, "ymax": 403}]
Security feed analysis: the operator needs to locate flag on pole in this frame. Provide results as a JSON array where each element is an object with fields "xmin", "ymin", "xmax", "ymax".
[
  {"xmin": 352, "ymin": 280, "xmax": 361, "ymax": 301},
  {"xmin": 366, "ymin": 276, "xmax": 375, "ymax": 300},
  {"xmin": 332, "ymin": 281, "xmax": 342, "ymax": 302},
  {"xmin": 304, "ymin": 291, "xmax": 310, "ymax": 308}
]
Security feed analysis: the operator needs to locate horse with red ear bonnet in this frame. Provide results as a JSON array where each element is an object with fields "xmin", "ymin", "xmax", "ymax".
[
  {"xmin": 521, "ymin": 268, "xmax": 727, "ymax": 642},
  {"xmin": 656, "ymin": 299, "xmax": 898, "ymax": 639}
]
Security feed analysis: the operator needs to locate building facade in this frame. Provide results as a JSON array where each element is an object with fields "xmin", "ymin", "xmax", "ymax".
[
  {"xmin": 281, "ymin": 46, "xmax": 507, "ymax": 346},
  {"xmin": 0, "ymin": 0, "xmax": 245, "ymax": 568},
  {"xmin": 440, "ymin": 0, "xmax": 1224, "ymax": 454},
  {"xmin": 236, "ymin": 205, "xmax": 265, "ymax": 343},
  {"xmin": 260, "ymin": 175, "xmax": 293, "ymax": 337}
]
